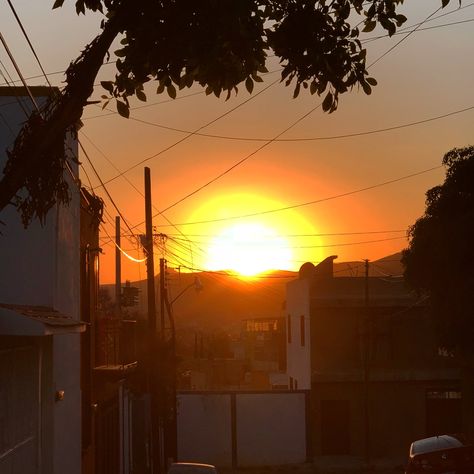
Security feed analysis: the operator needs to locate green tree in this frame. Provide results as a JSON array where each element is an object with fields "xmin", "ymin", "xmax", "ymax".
[
  {"xmin": 402, "ymin": 146, "xmax": 474, "ymax": 355},
  {"xmin": 0, "ymin": 0, "xmax": 454, "ymax": 225}
]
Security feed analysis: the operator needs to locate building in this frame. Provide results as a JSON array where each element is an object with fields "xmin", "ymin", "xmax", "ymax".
[
  {"xmin": 0, "ymin": 87, "xmax": 146, "ymax": 474},
  {"xmin": 286, "ymin": 256, "xmax": 462, "ymax": 469},
  {"xmin": 0, "ymin": 87, "xmax": 86, "ymax": 474}
]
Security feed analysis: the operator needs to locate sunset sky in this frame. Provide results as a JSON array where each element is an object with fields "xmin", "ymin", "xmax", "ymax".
[{"xmin": 1, "ymin": 1, "xmax": 473, "ymax": 283}]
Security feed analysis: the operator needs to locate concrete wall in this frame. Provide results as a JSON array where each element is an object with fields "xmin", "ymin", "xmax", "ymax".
[
  {"xmin": 177, "ymin": 391, "xmax": 309, "ymax": 468},
  {"xmin": 286, "ymin": 279, "xmax": 311, "ymax": 389},
  {"xmin": 236, "ymin": 392, "xmax": 307, "ymax": 466},
  {"xmin": 0, "ymin": 89, "xmax": 82, "ymax": 474},
  {"xmin": 177, "ymin": 393, "xmax": 232, "ymax": 467}
]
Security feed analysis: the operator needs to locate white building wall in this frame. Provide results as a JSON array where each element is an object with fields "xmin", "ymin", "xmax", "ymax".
[
  {"xmin": 236, "ymin": 392, "xmax": 306, "ymax": 466},
  {"xmin": 177, "ymin": 393, "xmax": 232, "ymax": 466},
  {"xmin": 0, "ymin": 91, "xmax": 82, "ymax": 474},
  {"xmin": 286, "ymin": 278, "xmax": 312, "ymax": 390},
  {"xmin": 177, "ymin": 391, "xmax": 308, "ymax": 468}
]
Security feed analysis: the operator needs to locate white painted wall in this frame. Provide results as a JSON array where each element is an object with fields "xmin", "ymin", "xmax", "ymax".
[
  {"xmin": 0, "ymin": 91, "xmax": 82, "ymax": 474},
  {"xmin": 236, "ymin": 392, "xmax": 307, "ymax": 466},
  {"xmin": 286, "ymin": 278, "xmax": 312, "ymax": 390},
  {"xmin": 177, "ymin": 393, "xmax": 232, "ymax": 466},
  {"xmin": 177, "ymin": 391, "xmax": 308, "ymax": 468}
]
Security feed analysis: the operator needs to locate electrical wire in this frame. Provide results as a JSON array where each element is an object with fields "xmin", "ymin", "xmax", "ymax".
[
  {"xmin": 151, "ymin": 165, "xmax": 442, "ymax": 227},
  {"xmin": 100, "ymin": 224, "xmax": 147, "ymax": 263},
  {"xmin": 106, "ymin": 103, "xmax": 474, "ymax": 143},
  {"xmin": 98, "ymin": 77, "xmax": 281, "ymax": 188}
]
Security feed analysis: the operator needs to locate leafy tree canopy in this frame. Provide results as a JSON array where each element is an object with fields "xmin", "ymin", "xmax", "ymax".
[
  {"xmin": 0, "ymin": 0, "xmax": 457, "ymax": 226},
  {"xmin": 402, "ymin": 146, "xmax": 474, "ymax": 356}
]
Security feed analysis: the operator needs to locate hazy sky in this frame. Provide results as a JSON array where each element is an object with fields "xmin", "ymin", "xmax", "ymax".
[{"xmin": 1, "ymin": 1, "xmax": 473, "ymax": 283}]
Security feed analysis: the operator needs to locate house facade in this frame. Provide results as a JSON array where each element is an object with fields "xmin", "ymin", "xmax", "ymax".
[
  {"xmin": 286, "ymin": 256, "xmax": 463, "ymax": 469},
  {"xmin": 0, "ymin": 87, "xmax": 85, "ymax": 474}
]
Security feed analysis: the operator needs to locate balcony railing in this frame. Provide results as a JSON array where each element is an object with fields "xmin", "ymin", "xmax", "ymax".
[{"xmin": 95, "ymin": 318, "xmax": 138, "ymax": 373}]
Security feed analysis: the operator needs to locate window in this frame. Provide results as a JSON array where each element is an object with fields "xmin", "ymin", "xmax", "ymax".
[
  {"xmin": 300, "ymin": 315, "xmax": 305, "ymax": 346},
  {"xmin": 287, "ymin": 314, "xmax": 292, "ymax": 343}
]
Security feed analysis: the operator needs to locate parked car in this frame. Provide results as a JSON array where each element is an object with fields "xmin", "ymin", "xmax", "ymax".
[
  {"xmin": 168, "ymin": 462, "xmax": 218, "ymax": 474},
  {"xmin": 406, "ymin": 434, "xmax": 474, "ymax": 473}
]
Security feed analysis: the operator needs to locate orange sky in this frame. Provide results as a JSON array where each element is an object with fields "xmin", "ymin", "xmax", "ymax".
[{"xmin": 1, "ymin": 2, "xmax": 473, "ymax": 283}]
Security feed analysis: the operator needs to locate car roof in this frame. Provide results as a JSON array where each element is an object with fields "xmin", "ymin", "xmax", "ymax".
[
  {"xmin": 410, "ymin": 435, "xmax": 465, "ymax": 456},
  {"xmin": 168, "ymin": 463, "xmax": 217, "ymax": 474},
  {"xmin": 170, "ymin": 463, "xmax": 215, "ymax": 468}
]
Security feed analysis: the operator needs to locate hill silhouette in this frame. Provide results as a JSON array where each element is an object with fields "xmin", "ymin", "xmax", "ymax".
[{"xmin": 104, "ymin": 253, "xmax": 403, "ymax": 332}]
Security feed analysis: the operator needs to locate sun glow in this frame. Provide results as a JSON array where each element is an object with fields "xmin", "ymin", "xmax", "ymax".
[{"xmin": 205, "ymin": 223, "xmax": 292, "ymax": 276}]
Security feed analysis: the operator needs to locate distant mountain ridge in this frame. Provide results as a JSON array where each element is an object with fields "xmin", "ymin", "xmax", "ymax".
[{"xmin": 104, "ymin": 252, "xmax": 403, "ymax": 331}]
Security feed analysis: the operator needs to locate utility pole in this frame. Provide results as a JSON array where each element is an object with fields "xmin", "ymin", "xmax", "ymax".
[
  {"xmin": 115, "ymin": 216, "xmax": 121, "ymax": 317},
  {"xmin": 363, "ymin": 258, "xmax": 370, "ymax": 468},
  {"xmin": 160, "ymin": 258, "xmax": 166, "ymax": 340},
  {"xmin": 144, "ymin": 167, "xmax": 161, "ymax": 474}
]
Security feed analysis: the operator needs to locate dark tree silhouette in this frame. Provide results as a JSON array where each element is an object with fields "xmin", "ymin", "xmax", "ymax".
[
  {"xmin": 402, "ymin": 146, "xmax": 474, "ymax": 355},
  {"xmin": 0, "ymin": 0, "xmax": 455, "ymax": 225}
]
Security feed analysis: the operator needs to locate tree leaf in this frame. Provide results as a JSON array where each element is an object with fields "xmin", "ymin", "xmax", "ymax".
[
  {"xmin": 361, "ymin": 81, "xmax": 372, "ymax": 95},
  {"xmin": 245, "ymin": 77, "xmax": 254, "ymax": 94},
  {"xmin": 362, "ymin": 20, "xmax": 377, "ymax": 33},
  {"xmin": 157, "ymin": 82, "xmax": 165, "ymax": 94},
  {"xmin": 52, "ymin": 0, "xmax": 65, "ymax": 9},
  {"xmin": 322, "ymin": 92, "xmax": 333, "ymax": 112},
  {"xmin": 101, "ymin": 100, "xmax": 110, "ymax": 110},
  {"xmin": 366, "ymin": 77, "xmax": 377, "ymax": 86},
  {"xmin": 293, "ymin": 83, "xmax": 300, "ymax": 99},
  {"xmin": 101, "ymin": 81, "xmax": 114, "ymax": 94},
  {"xmin": 114, "ymin": 48, "xmax": 127, "ymax": 57},
  {"xmin": 136, "ymin": 90, "xmax": 147, "ymax": 102},
  {"xmin": 167, "ymin": 84, "xmax": 177, "ymax": 99},
  {"xmin": 116, "ymin": 100, "xmax": 129, "ymax": 118}
]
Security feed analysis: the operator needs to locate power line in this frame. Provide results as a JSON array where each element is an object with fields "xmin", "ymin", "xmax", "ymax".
[
  {"xmin": 368, "ymin": 6, "xmax": 442, "ymax": 69},
  {"xmin": 150, "ymin": 166, "xmax": 441, "ymax": 227},
  {"xmin": 100, "ymin": 224, "xmax": 146, "ymax": 263},
  {"xmin": 79, "ymin": 141, "xmax": 137, "ymax": 238},
  {"xmin": 111, "ymin": 103, "xmax": 474, "ymax": 143},
  {"xmin": 97, "ymin": 77, "xmax": 281, "ymax": 188},
  {"xmin": 5, "ymin": 0, "xmax": 53, "ymax": 90},
  {"xmin": 166, "ymin": 229, "xmax": 407, "ymax": 238},
  {"xmin": 363, "ymin": 17, "xmax": 474, "ymax": 44}
]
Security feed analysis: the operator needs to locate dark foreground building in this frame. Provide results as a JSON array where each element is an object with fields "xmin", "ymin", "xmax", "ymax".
[{"xmin": 286, "ymin": 256, "xmax": 464, "ymax": 469}]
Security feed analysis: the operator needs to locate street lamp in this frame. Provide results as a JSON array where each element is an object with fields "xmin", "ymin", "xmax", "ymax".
[{"xmin": 170, "ymin": 277, "xmax": 203, "ymax": 305}]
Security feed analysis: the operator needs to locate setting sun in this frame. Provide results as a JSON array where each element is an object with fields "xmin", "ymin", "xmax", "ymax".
[{"xmin": 205, "ymin": 223, "xmax": 292, "ymax": 276}]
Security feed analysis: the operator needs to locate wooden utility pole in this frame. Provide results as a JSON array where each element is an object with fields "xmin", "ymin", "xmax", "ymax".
[
  {"xmin": 115, "ymin": 216, "xmax": 121, "ymax": 316},
  {"xmin": 160, "ymin": 258, "xmax": 166, "ymax": 340},
  {"xmin": 144, "ymin": 167, "xmax": 161, "ymax": 474},
  {"xmin": 363, "ymin": 258, "xmax": 370, "ymax": 467}
]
